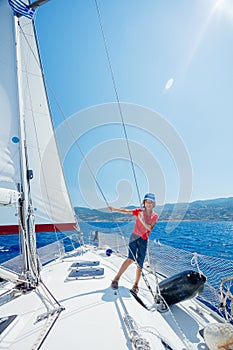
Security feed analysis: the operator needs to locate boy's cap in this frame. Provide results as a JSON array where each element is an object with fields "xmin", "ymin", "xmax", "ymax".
[{"xmin": 143, "ymin": 193, "xmax": 156, "ymax": 202}]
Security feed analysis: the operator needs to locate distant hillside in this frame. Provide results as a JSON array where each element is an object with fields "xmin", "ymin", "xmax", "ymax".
[
  {"xmin": 159, "ymin": 197, "xmax": 233, "ymax": 221},
  {"xmin": 74, "ymin": 197, "xmax": 233, "ymax": 222}
]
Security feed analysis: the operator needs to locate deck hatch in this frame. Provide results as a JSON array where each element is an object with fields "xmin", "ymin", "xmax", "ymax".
[
  {"xmin": 70, "ymin": 260, "xmax": 100, "ymax": 268},
  {"xmin": 67, "ymin": 267, "xmax": 104, "ymax": 279}
]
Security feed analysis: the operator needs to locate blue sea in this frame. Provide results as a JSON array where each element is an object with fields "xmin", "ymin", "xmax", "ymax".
[{"xmin": 0, "ymin": 221, "xmax": 233, "ymax": 264}]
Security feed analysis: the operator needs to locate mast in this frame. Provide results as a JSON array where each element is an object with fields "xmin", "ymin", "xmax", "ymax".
[
  {"xmin": 14, "ymin": 14, "xmax": 39, "ymax": 286},
  {"xmin": 8, "ymin": 0, "xmax": 51, "ymax": 286},
  {"xmin": 12, "ymin": 0, "xmax": 53, "ymax": 285}
]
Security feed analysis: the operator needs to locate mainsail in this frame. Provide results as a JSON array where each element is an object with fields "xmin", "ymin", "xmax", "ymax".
[{"xmin": 0, "ymin": 0, "xmax": 77, "ymax": 235}]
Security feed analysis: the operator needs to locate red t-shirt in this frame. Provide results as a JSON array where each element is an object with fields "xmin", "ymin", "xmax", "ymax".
[{"xmin": 132, "ymin": 208, "xmax": 158, "ymax": 240}]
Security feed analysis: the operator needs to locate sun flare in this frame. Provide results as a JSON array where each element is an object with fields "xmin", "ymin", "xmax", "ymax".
[
  {"xmin": 215, "ymin": 0, "xmax": 224, "ymax": 8},
  {"xmin": 213, "ymin": 0, "xmax": 233, "ymax": 19}
]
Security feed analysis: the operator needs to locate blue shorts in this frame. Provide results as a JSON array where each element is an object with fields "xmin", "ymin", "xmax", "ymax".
[{"xmin": 128, "ymin": 233, "xmax": 148, "ymax": 269}]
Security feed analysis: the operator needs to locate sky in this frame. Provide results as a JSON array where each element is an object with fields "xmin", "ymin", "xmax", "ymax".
[{"xmin": 34, "ymin": 0, "xmax": 233, "ymax": 209}]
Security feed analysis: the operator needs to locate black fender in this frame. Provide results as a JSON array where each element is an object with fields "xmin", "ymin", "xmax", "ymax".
[{"xmin": 159, "ymin": 270, "xmax": 206, "ymax": 305}]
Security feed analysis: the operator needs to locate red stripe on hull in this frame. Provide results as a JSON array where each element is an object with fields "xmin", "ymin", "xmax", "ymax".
[{"xmin": 0, "ymin": 223, "xmax": 77, "ymax": 235}]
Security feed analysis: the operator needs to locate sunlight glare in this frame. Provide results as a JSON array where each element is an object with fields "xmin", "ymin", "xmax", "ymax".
[
  {"xmin": 215, "ymin": 0, "xmax": 224, "ymax": 9},
  {"xmin": 185, "ymin": 0, "xmax": 233, "ymax": 71},
  {"xmin": 214, "ymin": 0, "xmax": 233, "ymax": 20}
]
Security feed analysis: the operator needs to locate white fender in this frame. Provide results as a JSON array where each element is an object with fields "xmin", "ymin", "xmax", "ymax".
[{"xmin": 204, "ymin": 323, "xmax": 233, "ymax": 350}]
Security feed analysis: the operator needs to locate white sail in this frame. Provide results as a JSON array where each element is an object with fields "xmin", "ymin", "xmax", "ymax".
[
  {"xmin": 0, "ymin": 0, "xmax": 77, "ymax": 234},
  {"xmin": 0, "ymin": 1, "xmax": 21, "ymax": 185}
]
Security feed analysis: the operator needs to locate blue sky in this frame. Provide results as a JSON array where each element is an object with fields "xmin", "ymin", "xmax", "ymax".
[{"xmin": 35, "ymin": 0, "xmax": 233, "ymax": 208}]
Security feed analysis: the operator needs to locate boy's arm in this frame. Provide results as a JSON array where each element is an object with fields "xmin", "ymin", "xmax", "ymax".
[
  {"xmin": 138, "ymin": 212, "xmax": 157, "ymax": 232},
  {"xmin": 108, "ymin": 206, "xmax": 133, "ymax": 215}
]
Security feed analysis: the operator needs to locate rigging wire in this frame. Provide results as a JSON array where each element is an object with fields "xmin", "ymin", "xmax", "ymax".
[{"xmin": 94, "ymin": 0, "xmax": 142, "ymax": 207}]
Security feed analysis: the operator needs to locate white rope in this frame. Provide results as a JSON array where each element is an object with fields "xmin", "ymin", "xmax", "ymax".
[
  {"xmin": 190, "ymin": 252, "xmax": 204, "ymax": 277},
  {"xmin": 219, "ymin": 276, "xmax": 233, "ymax": 322}
]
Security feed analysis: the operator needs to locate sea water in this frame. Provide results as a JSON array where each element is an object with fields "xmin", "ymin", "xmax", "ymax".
[{"xmin": 0, "ymin": 221, "xmax": 232, "ymax": 264}]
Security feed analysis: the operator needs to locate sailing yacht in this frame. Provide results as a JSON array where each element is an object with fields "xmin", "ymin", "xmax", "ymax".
[{"xmin": 0, "ymin": 1, "xmax": 233, "ymax": 349}]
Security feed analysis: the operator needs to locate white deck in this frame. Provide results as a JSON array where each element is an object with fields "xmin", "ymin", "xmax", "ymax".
[{"xmin": 0, "ymin": 247, "xmax": 226, "ymax": 349}]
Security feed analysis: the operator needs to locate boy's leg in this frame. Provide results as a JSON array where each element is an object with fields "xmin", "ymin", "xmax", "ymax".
[
  {"xmin": 134, "ymin": 265, "xmax": 142, "ymax": 286},
  {"xmin": 111, "ymin": 258, "xmax": 133, "ymax": 289},
  {"xmin": 113, "ymin": 258, "xmax": 134, "ymax": 281},
  {"xmin": 133, "ymin": 238, "xmax": 147, "ymax": 289}
]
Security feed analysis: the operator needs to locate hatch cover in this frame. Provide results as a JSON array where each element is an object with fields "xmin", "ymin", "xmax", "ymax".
[{"xmin": 67, "ymin": 267, "xmax": 104, "ymax": 280}]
